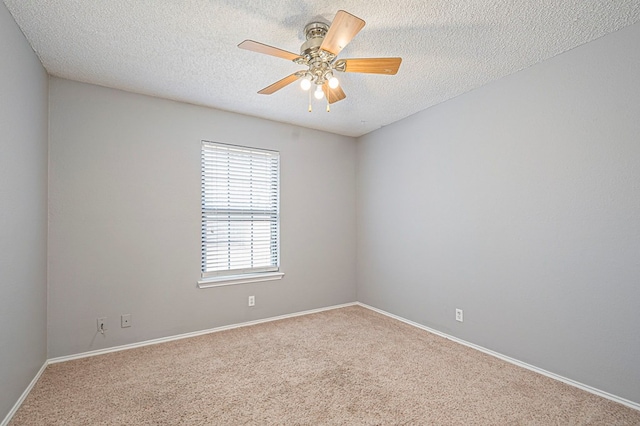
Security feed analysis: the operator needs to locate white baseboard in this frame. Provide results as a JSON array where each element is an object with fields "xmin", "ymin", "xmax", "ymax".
[
  {"xmin": 5, "ymin": 300, "xmax": 637, "ymax": 425},
  {"xmin": 356, "ymin": 302, "xmax": 640, "ymax": 412},
  {"xmin": 1, "ymin": 361, "xmax": 48, "ymax": 426},
  {"xmin": 5, "ymin": 302, "xmax": 356, "ymax": 424},
  {"xmin": 48, "ymin": 302, "xmax": 358, "ymax": 364}
]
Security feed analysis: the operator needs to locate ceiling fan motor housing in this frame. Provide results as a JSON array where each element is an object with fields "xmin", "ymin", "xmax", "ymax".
[
  {"xmin": 303, "ymin": 22, "xmax": 329, "ymax": 40},
  {"xmin": 299, "ymin": 22, "xmax": 335, "ymax": 85}
]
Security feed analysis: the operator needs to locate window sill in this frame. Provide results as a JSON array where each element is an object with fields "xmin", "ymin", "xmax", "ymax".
[{"xmin": 198, "ymin": 272, "xmax": 284, "ymax": 289}]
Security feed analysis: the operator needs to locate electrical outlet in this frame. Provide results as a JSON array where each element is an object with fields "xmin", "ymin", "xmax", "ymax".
[
  {"xmin": 97, "ymin": 317, "xmax": 107, "ymax": 334},
  {"xmin": 455, "ymin": 309, "xmax": 463, "ymax": 322},
  {"xmin": 248, "ymin": 295, "xmax": 255, "ymax": 307},
  {"xmin": 121, "ymin": 314, "xmax": 131, "ymax": 328}
]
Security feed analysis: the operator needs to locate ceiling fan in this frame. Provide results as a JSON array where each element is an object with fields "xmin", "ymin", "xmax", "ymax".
[{"xmin": 238, "ymin": 10, "xmax": 402, "ymax": 110}]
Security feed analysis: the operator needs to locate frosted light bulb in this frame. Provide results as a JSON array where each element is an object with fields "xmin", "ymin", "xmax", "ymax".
[
  {"xmin": 314, "ymin": 85, "xmax": 324, "ymax": 100},
  {"xmin": 300, "ymin": 77, "xmax": 311, "ymax": 91},
  {"xmin": 328, "ymin": 76, "xmax": 339, "ymax": 89}
]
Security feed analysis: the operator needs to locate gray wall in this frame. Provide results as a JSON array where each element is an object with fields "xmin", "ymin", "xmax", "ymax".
[
  {"xmin": 356, "ymin": 23, "xmax": 640, "ymax": 403},
  {"xmin": 3, "ymin": 0, "xmax": 637, "ymax": 413},
  {"xmin": 48, "ymin": 78, "xmax": 357, "ymax": 358},
  {"xmin": 0, "ymin": 2, "xmax": 48, "ymax": 420}
]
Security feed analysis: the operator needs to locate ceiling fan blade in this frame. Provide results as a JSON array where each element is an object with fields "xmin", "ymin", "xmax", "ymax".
[
  {"xmin": 335, "ymin": 58, "xmax": 402, "ymax": 75},
  {"xmin": 238, "ymin": 40, "xmax": 300, "ymax": 61},
  {"xmin": 320, "ymin": 10, "xmax": 366, "ymax": 56},
  {"xmin": 322, "ymin": 82, "xmax": 346, "ymax": 104},
  {"xmin": 258, "ymin": 73, "xmax": 301, "ymax": 95}
]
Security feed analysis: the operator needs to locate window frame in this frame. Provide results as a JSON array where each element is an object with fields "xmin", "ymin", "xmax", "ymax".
[{"xmin": 198, "ymin": 141, "xmax": 283, "ymax": 288}]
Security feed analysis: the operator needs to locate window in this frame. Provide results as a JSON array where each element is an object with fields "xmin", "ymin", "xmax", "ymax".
[{"xmin": 200, "ymin": 141, "xmax": 280, "ymax": 285}]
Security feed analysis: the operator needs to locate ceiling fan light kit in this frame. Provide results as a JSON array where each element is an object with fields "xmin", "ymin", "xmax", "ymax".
[{"xmin": 238, "ymin": 10, "xmax": 402, "ymax": 112}]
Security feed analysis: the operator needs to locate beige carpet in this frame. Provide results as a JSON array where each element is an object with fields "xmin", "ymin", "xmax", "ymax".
[{"xmin": 10, "ymin": 306, "xmax": 640, "ymax": 425}]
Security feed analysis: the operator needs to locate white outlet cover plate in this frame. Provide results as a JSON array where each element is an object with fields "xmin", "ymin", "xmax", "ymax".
[
  {"xmin": 97, "ymin": 317, "xmax": 107, "ymax": 332},
  {"xmin": 456, "ymin": 309, "xmax": 463, "ymax": 322}
]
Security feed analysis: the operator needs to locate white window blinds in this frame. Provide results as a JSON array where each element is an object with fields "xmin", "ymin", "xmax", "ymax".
[{"xmin": 201, "ymin": 141, "xmax": 280, "ymax": 278}]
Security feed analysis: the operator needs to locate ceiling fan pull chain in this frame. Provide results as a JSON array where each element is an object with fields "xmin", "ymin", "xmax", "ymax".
[
  {"xmin": 326, "ymin": 98, "xmax": 330, "ymax": 112},
  {"xmin": 308, "ymin": 89, "xmax": 312, "ymax": 112}
]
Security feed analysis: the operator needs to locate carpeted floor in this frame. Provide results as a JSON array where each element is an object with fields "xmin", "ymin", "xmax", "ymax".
[{"xmin": 9, "ymin": 306, "xmax": 640, "ymax": 425}]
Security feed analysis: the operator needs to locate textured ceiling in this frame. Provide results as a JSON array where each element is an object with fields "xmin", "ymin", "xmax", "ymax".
[{"xmin": 4, "ymin": 1, "xmax": 639, "ymax": 137}]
